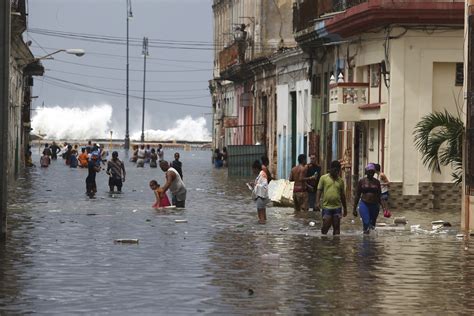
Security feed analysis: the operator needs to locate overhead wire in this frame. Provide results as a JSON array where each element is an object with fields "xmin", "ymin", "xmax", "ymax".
[
  {"xmin": 46, "ymin": 68, "xmax": 210, "ymax": 83},
  {"xmin": 41, "ymin": 76, "xmax": 211, "ymax": 109}
]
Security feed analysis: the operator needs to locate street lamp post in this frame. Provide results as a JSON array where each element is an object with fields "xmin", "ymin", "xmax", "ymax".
[
  {"xmin": 140, "ymin": 37, "xmax": 148, "ymax": 143},
  {"xmin": 35, "ymin": 48, "xmax": 85, "ymax": 60},
  {"xmin": 125, "ymin": 0, "xmax": 133, "ymax": 150}
]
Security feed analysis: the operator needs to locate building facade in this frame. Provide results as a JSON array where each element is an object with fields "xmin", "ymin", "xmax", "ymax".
[
  {"xmin": 294, "ymin": 0, "xmax": 464, "ymax": 210},
  {"xmin": 211, "ymin": 0, "xmax": 295, "ymax": 176}
]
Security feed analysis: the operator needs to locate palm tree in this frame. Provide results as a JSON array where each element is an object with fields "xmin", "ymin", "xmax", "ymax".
[{"xmin": 413, "ymin": 110, "xmax": 464, "ymax": 184}]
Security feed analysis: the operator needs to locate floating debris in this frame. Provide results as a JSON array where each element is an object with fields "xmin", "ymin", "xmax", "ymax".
[
  {"xmin": 456, "ymin": 234, "xmax": 465, "ymax": 239},
  {"xmin": 393, "ymin": 217, "xmax": 407, "ymax": 225},
  {"xmin": 114, "ymin": 239, "xmax": 139, "ymax": 244},
  {"xmin": 279, "ymin": 227, "xmax": 288, "ymax": 231},
  {"xmin": 175, "ymin": 219, "xmax": 188, "ymax": 223},
  {"xmin": 309, "ymin": 221, "xmax": 315, "ymax": 227},
  {"xmin": 248, "ymin": 289, "xmax": 254, "ymax": 296}
]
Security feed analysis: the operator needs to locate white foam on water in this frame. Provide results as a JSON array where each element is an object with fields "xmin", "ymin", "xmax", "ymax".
[
  {"xmin": 31, "ymin": 104, "xmax": 113, "ymax": 140},
  {"xmin": 131, "ymin": 116, "xmax": 211, "ymax": 142},
  {"xmin": 31, "ymin": 105, "xmax": 211, "ymax": 141}
]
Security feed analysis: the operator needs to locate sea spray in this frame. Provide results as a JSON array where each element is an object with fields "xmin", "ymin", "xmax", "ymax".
[
  {"xmin": 32, "ymin": 105, "xmax": 211, "ymax": 141},
  {"xmin": 131, "ymin": 116, "xmax": 211, "ymax": 142},
  {"xmin": 31, "ymin": 104, "xmax": 113, "ymax": 140}
]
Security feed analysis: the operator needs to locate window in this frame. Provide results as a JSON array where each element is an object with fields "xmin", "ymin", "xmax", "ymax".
[
  {"xmin": 455, "ymin": 63, "xmax": 464, "ymax": 86},
  {"xmin": 370, "ymin": 64, "xmax": 380, "ymax": 88}
]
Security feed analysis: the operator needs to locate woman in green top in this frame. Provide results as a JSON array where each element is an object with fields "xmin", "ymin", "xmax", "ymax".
[{"xmin": 316, "ymin": 160, "xmax": 347, "ymax": 235}]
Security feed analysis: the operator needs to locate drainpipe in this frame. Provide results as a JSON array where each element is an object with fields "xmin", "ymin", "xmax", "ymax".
[{"xmin": 0, "ymin": 1, "xmax": 10, "ymax": 241}]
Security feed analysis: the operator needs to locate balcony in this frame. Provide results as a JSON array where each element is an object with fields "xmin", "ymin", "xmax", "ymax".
[
  {"xmin": 328, "ymin": 82, "xmax": 387, "ymax": 122},
  {"xmin": 295, "ymin": 0, "xmax": 464, "ymax": 43}
]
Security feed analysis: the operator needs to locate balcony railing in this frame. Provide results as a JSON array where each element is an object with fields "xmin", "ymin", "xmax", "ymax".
[
  {"xmin": 293, "ymin": 0, "xmax": 366, "ymax": 32},
  {"xmin": 329, "ymin": 82, "xmax": 369, "ymax": 122}
]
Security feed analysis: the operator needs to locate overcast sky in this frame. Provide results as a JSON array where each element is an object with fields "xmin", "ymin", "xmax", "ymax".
[{"xmin": 27, "ymin": 0, "xmax": 213, "ymax": 138}]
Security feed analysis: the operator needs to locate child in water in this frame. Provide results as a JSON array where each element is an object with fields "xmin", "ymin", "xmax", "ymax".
[{"xmin": 149, "ymin": 180, "xmax": 171, "ymax": 208}]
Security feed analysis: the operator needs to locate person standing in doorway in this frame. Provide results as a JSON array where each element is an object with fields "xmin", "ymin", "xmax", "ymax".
[
  {"xmin": 106, "ymin": 151, "xmax": 126, "ymax": 193},
  {"xmin": 352, "ymin": 163, "xmax": 383, "ymax": 234},
  {"xmin": 159, "ymin": 160, "xmax": 187, "ymax": 207},
  {"xmin": 170, "ymin": 152, "xmax": 183, "ymax": 179},
  {"xmin": 306, "ymin": 154, "xmax": 321, "ymax": 211},
  {"xmin": 289, "ymin": 154, "xmax": 308, "ymax": 212},
  {"xmin": 316, "ymin": 160, "xmax": 347, "ymax": 235}
]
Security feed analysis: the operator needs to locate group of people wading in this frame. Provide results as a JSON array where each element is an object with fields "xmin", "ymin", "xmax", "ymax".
[
  {"xmin": 38, "ymin": 142, "xmax": 186, "ymax": 208},
  {"xmin": 249, "ymin": 153, "xmax": 390, "ymax": 235}
]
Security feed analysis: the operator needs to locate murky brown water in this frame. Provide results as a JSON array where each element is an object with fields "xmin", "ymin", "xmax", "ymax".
[{"xmin": 1, "ymin": 148, "xmax": 473, "ymax": 314}]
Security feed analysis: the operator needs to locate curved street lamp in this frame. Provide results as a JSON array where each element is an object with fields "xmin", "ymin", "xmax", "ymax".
[{"xmin": 35, "ymin": 48, "xmax": 85, "ymax": 61}]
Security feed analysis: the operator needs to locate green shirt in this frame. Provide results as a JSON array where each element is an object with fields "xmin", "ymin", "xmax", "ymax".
[{"xmin": 317, "ymin": 174, "xmax": 345, "ymax": 209}]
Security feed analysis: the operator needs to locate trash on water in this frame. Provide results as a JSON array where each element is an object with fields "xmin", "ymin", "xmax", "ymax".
[
  {"xmin": 175, "ymin": 219, "xmax": 188, "ymax": 223},
  {"xmin": 262, "ymin": 253, "xmax": 280, "ymax": 261},
  {"xmin": 132, "ymin": 209, "xmax": 138, "ymax": 213},
  {"xmin": 279, "ymin": 227, "xmax": 288, "ymax": 231},
  {"xmin": 114, "ymin": 239, "xmax": 139, "ymax": 244},
  {"xmin": 456, "ymin": 234, "xmax": 465, "ymax": 239},
  {"xmin": 146, "ymin": 219, "xmax": 151, "ymax": 222},
  {"xmin": 431, "ymin": 220, "xmax": 445, "ymax": 225},
  {"xmin": 248, "ymin": 289, "xmax": 254, "ymax": 296},
  {"xmin": 410, "ymin": 225, "xmax": 421, "ymax": 232},
  {"xmin": 393, "ymin": 217, "xmax": 407, "ymax": 225},
  {"xmin": 351, "ymin": 220, "xmax": 355, "ymax": 224},
  {"xmin": 309, "ymin": 221, "xmax": 316, "ymax": 227},
  {"xmin": 432, "ymin": 224, "xmax": 444, "ymax": 231}
]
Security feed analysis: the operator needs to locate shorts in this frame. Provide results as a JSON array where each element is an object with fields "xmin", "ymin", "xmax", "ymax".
[
  {"xmin": 293, "ymin": 192, "xmax": 308, "ymax": 211},
  {"xmin": 86, "ymin": 179, "xmax": 97, "ymax": 194},
  {"xmin": 308, "ymin": 191, "xmax": 316, "ymax": 209},
  {"xmin": 256, "ymin": 197, "xmax": 268, "ymax": 209},
  {"xmin": 109, "ymin": 177, "xmax": 123, "ymax": 190},
  {"xmin": 381, "ymin": 192, "xmax": 389, "ymax": 201},
  {"xmin": 172, "ymin": 195, "xmax": 185, "ymax": 208},
  {"xmin": 322, "ymin": 208, "xmax": 342, "ymax": 219}
]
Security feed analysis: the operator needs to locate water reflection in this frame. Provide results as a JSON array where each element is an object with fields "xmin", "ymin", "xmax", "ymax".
[{"xmin": 0, "ymin": 148, "xmax": 473, "ymax": 314}]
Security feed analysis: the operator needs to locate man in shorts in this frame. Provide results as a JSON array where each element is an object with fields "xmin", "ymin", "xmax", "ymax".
[
  {"xmin": 289, "ymin": 154, "xmax": 309, "ymax": 212},
  {"xmin": 106, "ymin": 151, "xmax": 126, "ymax": 192},
  {"xmin": 316, "ymin": 160, "xmax": 347, "ymax": 235}
]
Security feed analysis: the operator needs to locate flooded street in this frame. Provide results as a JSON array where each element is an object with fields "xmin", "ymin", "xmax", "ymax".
[{"xmin": 1, "ymin": 148, "xmax": 474, "ymax": 314}]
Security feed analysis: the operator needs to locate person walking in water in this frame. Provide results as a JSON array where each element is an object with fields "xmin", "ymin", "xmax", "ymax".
[
  {"xmin": 353, "ymin": 163, "xmax": 383, "ymax": 234},
  {"xmin": 137, "ymin": 144, "xmax": 146, "ymax": 167},
  {"xmin": 50, "ymin": 141, "xmax": 61, "ymax": 160},
  {"xmin": 170, "ymin": 152, "xmax": 183, "ymax": 179},
  {"xmin": 249, "ymin": 159, "xmax": 269, "ymax": 224},
  {"xmin": 306, "ymin": 154, "xmax": 321, "ymax": 212},
  {"xmin": 316, "ymin": 160, "xmax": 347, "ymax": 235},
  {"xmin": 159, "ymin": 160, "xmax": 187, "ymax": 207},
  {"xmin": 289, "ymin": 154, "xmax": 308, "ymax": 212},
  {"xmin": 157, "ymin": 144, "xmax": 164, "ymax": 161},
  {"xmin": 86, "ymin": 153, "xmax": 101, "ymax": 198},
  {"xmin": 374, "ymin": 163, "xmax": 390, "ymax": 214},
  {"xmin": 106, "ymin": 151, "xmax": 126, "ymax": 193},
  {"xmin": 149, "ymin": 148, "xmax": 158, "ymax": 168}
]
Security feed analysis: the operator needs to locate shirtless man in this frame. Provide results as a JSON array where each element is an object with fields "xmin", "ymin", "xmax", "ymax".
[
  {"xmin": 289, "ymin": 154, "xmax": 308, "ymax": 212},
  {"xmin": 159, "ymin": 160, "xmax": 187, "ymax": 207}
]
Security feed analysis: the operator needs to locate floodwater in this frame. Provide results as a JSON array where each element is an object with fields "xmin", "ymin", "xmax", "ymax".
[{"xmin": 1, "ymin": 148, "xmax": 474, "ymax": 315}]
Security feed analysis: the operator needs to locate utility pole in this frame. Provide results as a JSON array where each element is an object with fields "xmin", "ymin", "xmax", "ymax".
[
  {"xmin": 140, "ymin": 37, "xmax": 149, "ymax": 143},
  {"xmin": 465, "ymin": 0, "xmax": 474, "ymax": 232},
  {"xmin": 124, "ymin": 0, "xmax": 133, "ymax": 150},
  {"xmin": 0, "ymin": 1, "xmax": 11, "ymax": 241}
]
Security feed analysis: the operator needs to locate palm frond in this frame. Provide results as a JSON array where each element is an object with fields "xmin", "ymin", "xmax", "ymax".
[{"xmin": 413, "ymin": 110, "xmax": 464, "ymax": 184}]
